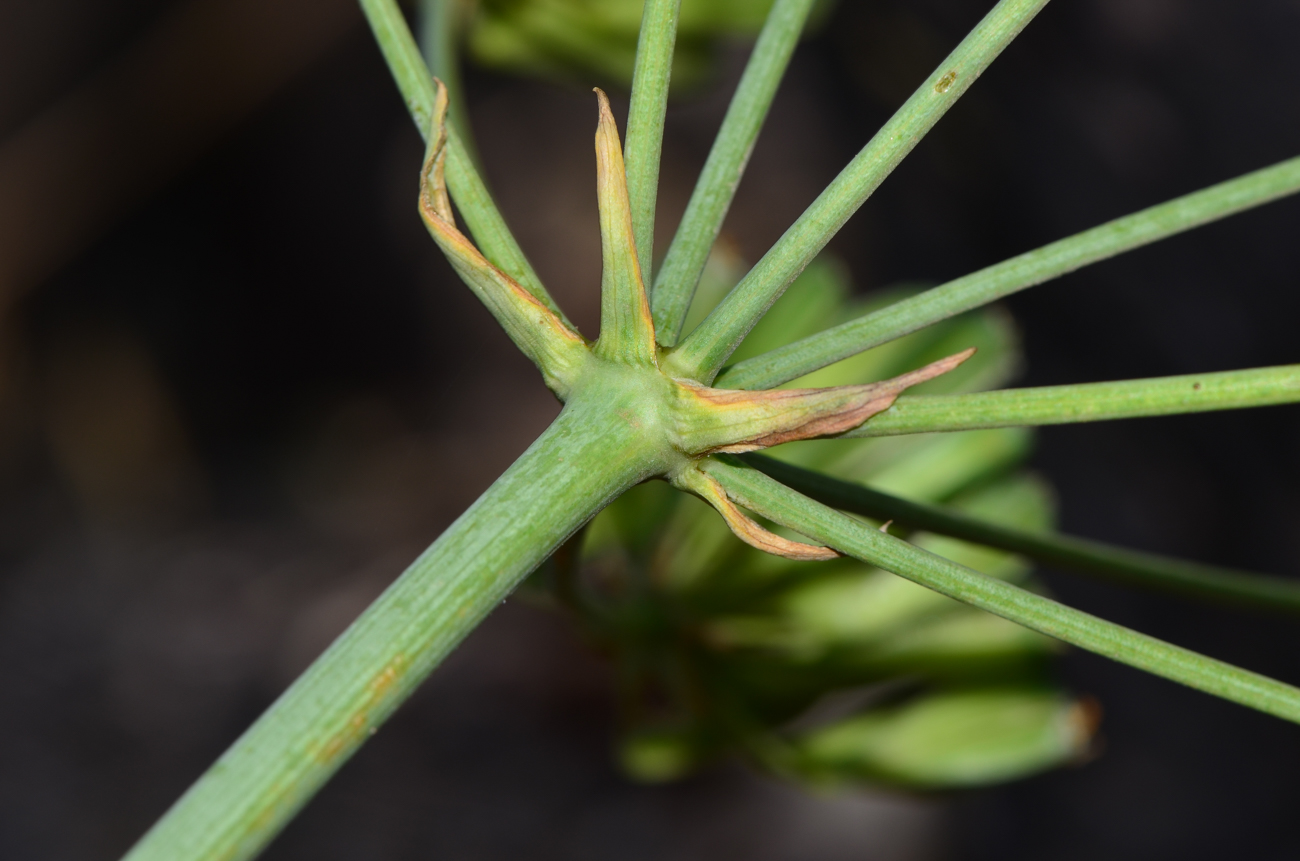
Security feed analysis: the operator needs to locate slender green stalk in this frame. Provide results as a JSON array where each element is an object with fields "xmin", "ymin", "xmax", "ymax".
[
  {"xmin": 651, "ymin": 0, "xmax": 817, "ymax": 346},
  {"xmin": 744, "ymin": 454, "xmax": 1300, "ymax": 614},
  {"xmin": 719, "ymin": 155, "xmax": 1300, "ymax": 390},
  {"xmin": 836, "ymin": 364, "xmax": 1300, "ymax": 437},
  {"xmin": 665, "ymin": 0, "xmax": 1051, "ymax": 383},
  {"xmin": 359, "ymin": 0, "xmax": 570, "ymax": 325},
  {"xmin": 623, "ymin": 0, "xmax": 682, "ymax": 282},
  {"xmin": 418, "ymin": 0, "xmax": 480, "ymax": 166},
  {"xmin": 705, "ymin": 457, "xmax": 1300, "ymax": 723},
  {"xmin": 123, "ymin": 393, "xmax": 670, "ymax": 861}
]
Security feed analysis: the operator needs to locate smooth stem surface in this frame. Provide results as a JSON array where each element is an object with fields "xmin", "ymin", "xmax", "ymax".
[
  {"xmin": 624, "ymin": 0, "xmax": 681, "ymax": 282},
  {"xmin": 719, "ymin": 155, "xmax": 1300, "ymax": 389},
  {"xmin": 706, "ymin": 457, "xmax": 1300, "ymax": 723},
  {"xmin": 358, "ymin": 0, "xmax": 569, "ymax": 325},
  {"xmin": 666, "ymin": 0, "xmax": 1050, "ymax": 383},
  {"xmin": 418, "ymin": 0, "xmax": 479, "ymax": 166},
  {"xmin": 651, "ymin": 0, "xmax": 817, "ymax": 346},
  {"xmin": 123, "ymin": 399, "xmax": 666, "ymax": 861},
  {"xmin": 837, "ymin": 365, "xmax": 1300, "ymax": 437},
  {"xmin": 744, "ymin": 454, "xmax": 1300, "ymax": 614}
]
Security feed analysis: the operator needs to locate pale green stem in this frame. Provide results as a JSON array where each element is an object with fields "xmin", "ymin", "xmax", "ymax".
[
  {"xmin": 665, "ymin": 0, "xmax": 1051, "ymax": 383},
  {"xmin": 123, "ymin": 397, "xmax": 667, "ymax": 861},
  {"xmin": 705, "ymin": 457, "xmax": 1300, "ymax": 724},
  {"xmin": 418, "ymin": 0, "xmax": 480, "ymax": 166},
  {"xmin": 651, "ymin": 0, "xmax": 817, "ymax": 346},
  {"xmin": 838, "ymin": 364, "xmax": 1300, "ymax": 437},
  {"xmin": 719, "ymin": 155, "xmax": 1300, "ymax": 390},
  {"xmin": 744, "ymin": 454, "xmax": 1300, "ymax": 614},
  {"xmin": 359, "ymin": 0, "xmax": 572, "ymax": 326},
  {"xmin": 624, "ymin": 0, "xmax": 682, "ymax": 282}
]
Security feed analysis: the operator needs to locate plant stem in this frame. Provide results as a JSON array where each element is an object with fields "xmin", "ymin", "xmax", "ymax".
[
  {"xmin": 651, "ymin": 0, "xmax": 817, "ymax": 346},
  {"xmin": 744, "ymin": 454, "xmax": 1300, "ymax": 614},
  {"xmin": 835, "ymin": 364, "xmax": 1300, "ymax": 437},
  {"xmin": 705, "ymin": 457, "xmax": 1300, "ymax": 723},
  {"xmin": 359, "ymin": 0, "xmax": 571, "ymax": 326},
  {"xmin": 718, "ymin": 155, "xmax": 1300, "ymax": 390},
  {"xmin": 122, "ymin": 399, "xmax": 666, "ymax": 861},
  {"xmin": 624, "ymin": 0, "xmax": 681, "ymax": 282},
  {"xmin": 665, "ymin": 0, "xmax": 1051, "ymax": 383},
  {"xmin": 418, "ymin": 0, "xmax": 480, "ymax": 166}
]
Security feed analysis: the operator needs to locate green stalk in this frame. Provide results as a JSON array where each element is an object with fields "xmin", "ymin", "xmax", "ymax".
[
  {"xmin": 718, "ymin": 155, "xmax": 1300, "ymax": 390},
  {"xmin": 418, "ymin": 0, "xmax": 480, "ymax": 166},
  {"xmin": 359, "ymin": 0, "xmax": 570, "ymax": 326},
  {"xmin": 705, "ymin": 457, "xmax": 1300, "ymax": 723},
  {"xmin": 665, "ymin": 0, "xmax": 1051, "ymax": 383},
  {"xmin": 651, "ymin": 0, "xmax": 817, "ymax": 346},
  {"xmin": 123, "ymin": 395, "xmax": 668, "ymax": 861},
  {"xmin": 624, "ymin": 0, "xmax": 682, "ymax": 282},
  {"xmin": 837, "ymin": 364, "xmax": 1300, "ymax": 437},
  {"xmin": 744, "ymin": 454, "xmax": 1300, "ymax": 614}
]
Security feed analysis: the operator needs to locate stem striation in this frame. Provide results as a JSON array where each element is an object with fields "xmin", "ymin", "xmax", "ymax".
[{"xmin": 122, "ymin": 395, "xmax": 669, "ymax": 861}]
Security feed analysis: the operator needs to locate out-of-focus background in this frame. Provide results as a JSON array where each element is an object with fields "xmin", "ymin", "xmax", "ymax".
[{"xmin": 1, "ymin": 0, "xmax": 1299, "ymax": 858}]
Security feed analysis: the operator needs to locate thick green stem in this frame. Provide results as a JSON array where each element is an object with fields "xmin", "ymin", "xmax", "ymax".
[
  {"xmin": 719, "ymin": 155, "xmax": 1300, "ymax": 390},
  {"xmin": 706, "ymin": 457, "xmax": 1300, "ymax": 724},
  {"xmin": 666, "ymin": 0, "xmax": 1051, "ymax": 383},
  {"xmin": 651, "ymin": 0, "xmax": 817, "ymax": 346},
  {"xmin": 745, "ymin": 454, "xmax": 1300, "ymax": 614},
  {"xmin": 359, "ymin": 0, "xmax": 570, "ymax": 325},
  {"xmin": 624, "ymin": 0, "xmax": 681, "ymax": 282},
  {"xmin": 838, "ymin": 365, "xmax": 1300, "ymax": 437},
  {"xmin": 122, "ymin": 399, "xmax": 665, "ymax": 861}
]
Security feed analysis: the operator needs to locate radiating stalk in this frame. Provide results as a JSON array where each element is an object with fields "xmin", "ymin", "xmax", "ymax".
[
  {"xmin": 359, "ymin": 0, "xmax": 571, "ymax": 326},
  {"xmin": 705, "ymin": 457, "xmax": 1300, "ymax": 724},
  {"xmin": 719, "ymin": 155, "xmax": 1300, "ymax": 390},
  {"xmin": 835, "ymin": 365, "xmax": 1300, "ymax": 437},
  {"xmin": 418, "ymin": 0, "xmax": 480, "ymax": 166},
  {"xmin": 623, "ymin": 0, "xmax": 682, "ymax": 282},
  {"xmin": 651, "ymin": 0, "xmax": 817, "ymax": 346},
  {"xmin": 665, "ymin": 0, "xmax": 1051, "ymax": 383},
  {"xmin": 744, "ymin": 454, "xmax": 1300, "ymax": 614},
  {"xmin": 123, "ymin": 397, "xmax": 667, "ymax": 861}
]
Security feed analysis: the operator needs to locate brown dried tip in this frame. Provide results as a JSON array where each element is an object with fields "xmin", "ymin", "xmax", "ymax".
[
  {"xmin": 675, "ymin": 467, "xmax": 839, "ymax": 561},
  {"xmin": 679, "ymin": 348, "xmax": 977, "ymax": 456}
]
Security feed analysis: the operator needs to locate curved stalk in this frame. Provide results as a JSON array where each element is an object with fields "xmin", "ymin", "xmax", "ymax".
[
  {"xmin": 744, "ymin": 454, "xmax": 1300, "ymax": 615},
  {"xmin": 359, "ymin": 0, "xmax": 568, "ymax": 325},
  {"xmin": 839, "ymin": 365, "xmax": 1300, "ymax": 437},
  {"xmin": 418, "ymin": 0, "xmax": 480, "ymax": 166},
  {"xmin": 122, "ymin": 401, "xmax": 667, "ymax": 861},
  {"xmin": 717, "ymin": 155, "xmax": 1300, "ymax": 390},
  {"xmin": 651, "ymin": 0, "xmax": 818, "ymax": 345},
  {"xmin": 705, "ymin": 457, "xmax": 1300, "ymax": 724},
  {"xmin": 665, "ymin": 0, "xmax": 1052, "ymax": 383}
]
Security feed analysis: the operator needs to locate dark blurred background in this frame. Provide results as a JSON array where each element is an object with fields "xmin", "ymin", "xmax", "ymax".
[{"xmin": 1, "ymin": 0, "xmax": 1299, "ymax": 858}]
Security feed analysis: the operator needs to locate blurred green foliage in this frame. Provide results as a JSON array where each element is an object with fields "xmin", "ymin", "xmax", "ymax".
[
  {"xmin": 529, "ymin": 250, "xmax": 1095, "ymax": 790},
  {"xmin": 465, "ymin": 0, "xmax": 832, "ymax": 88}
]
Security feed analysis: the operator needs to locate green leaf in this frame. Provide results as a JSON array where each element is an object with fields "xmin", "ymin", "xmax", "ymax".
[{"xmin": 798, "ymin": 687, "xmax": 1092, "ymax": 788}]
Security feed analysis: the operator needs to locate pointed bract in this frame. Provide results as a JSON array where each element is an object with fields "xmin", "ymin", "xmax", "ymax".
[
  {"xmin": 593, "ymin": 88, "xmax": 659, "ymax": 366},
  {"xmin": 674, "ymin": 465, "xmax": 839, "ymax": 560},
  {"xmin": 673, "ymin": 349, "xmax": 975, "ymax": 455},
  {"xmin": 419, "ymin": 79, "xmax": 590, "ymax": 396}
]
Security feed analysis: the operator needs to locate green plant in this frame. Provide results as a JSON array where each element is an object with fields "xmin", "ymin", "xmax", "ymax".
[{"xmin": 122, "ymin": 0, "xmax": 1300, "ymax": 858}]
